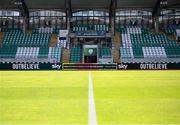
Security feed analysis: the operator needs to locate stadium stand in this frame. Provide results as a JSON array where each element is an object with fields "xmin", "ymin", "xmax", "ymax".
[
  {"xmin": 0, "ymin": 28, "xmax": 62, "ymax": 63},
  {"xmin": 120, "ymin": 27, "xmax": 180, "ymax": 63},
  {"xmin": 0, "ymin": 0, "xmax": 179, "ymax": 66},
  {"xmin": 0, "ymin": 46, "xmax": 62, "ymax": 63}
]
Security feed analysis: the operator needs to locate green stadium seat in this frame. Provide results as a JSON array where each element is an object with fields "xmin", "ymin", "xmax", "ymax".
[
  {"xmin": 70, "ymin": 47, "xmax": 82, "ymax": 63},
  {"xmin": 2, "ymin": 29, "xmax": 50, "ymax": 47},
  {"xmin": 99, "ymin": 47, "xmax": 111, "ymax": 57}
]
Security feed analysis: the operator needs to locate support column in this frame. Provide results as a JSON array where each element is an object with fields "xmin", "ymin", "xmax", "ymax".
[
  {"xmin": 66, "ymin": 13, "xmax": 71, "ymax": 49},
  {"xmin": 65, "ymin": 0, "xmax": 72, "ymax": 49},
  {"xmin": 111, "ymin": 16, "xmax": 115, "ymax": 36},
  {"xmin": 152, "ymin": 0, "xmax": 162, "ymax": 33},
  {"xmin": 153, "ymin": 16, "xmax": 159, "ymax": 33},
  {"xmin": 109, "ymin": 0, "xmax": 116, "ymax": 36},
  {"xmin": 23, "ymin": 16, "xmax": 29, "ymax": 33},
  {"xmin": 109, "ymin": 0, "xmax": 117, "ymax": 49},
  {"xmin": 16, "ymin": 0, "xmax": 30, "ymax": 33}
]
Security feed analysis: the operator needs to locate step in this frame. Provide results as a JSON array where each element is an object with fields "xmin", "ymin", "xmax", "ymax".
[
  {"xmin": 112, "ymin": 32, "xmax": 121, "ymax": 49},
  {"xmin": 0, "ymin": 32, "xmax": 4, "ymax": 46},
  {"xmin": 111, "ymin": 48, "xmax": 120, "ymax": 63},
  {"xmin": 62, "ymin": 49, "xmax": 70, "ymax": 63},
  {"xmin": 49, "ymin": 34, "xmax": 58, "ymax": 47},
  {"xmin": 168, "ymin": 34, "xmax": 176, "ymax": 41}
]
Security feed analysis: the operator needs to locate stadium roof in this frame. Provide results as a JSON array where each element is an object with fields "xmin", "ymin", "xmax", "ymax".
[{"xmin": 0, "ymin": 0, "xmax": 179, "ymax": 11}]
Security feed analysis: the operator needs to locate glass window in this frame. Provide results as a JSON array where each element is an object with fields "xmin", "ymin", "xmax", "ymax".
[
  {"xmin": 0, "ymin": 10, "xmax": 20, "ymax": 16},
  {"xmin": 73, "ymin": 10, "xmax": 108, "ymax": 17},
  {"xmin": 116, "ymin": 10, "xmax": 152, "ymax": 16},
  {"xmin": 30, "ymin": 11, "xmax": 65, "ymax": 17}
]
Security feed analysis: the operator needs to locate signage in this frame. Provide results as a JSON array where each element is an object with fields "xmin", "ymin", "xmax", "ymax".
[
  {"xmin": 0, "ymin": 62, "xmax": 179, "ymax": 70},
  {"xmin": 0, "ymin": 62, "xmax": 62, "ymax": 70},
  {"xmin": 59, "ymin": 30, "xmax": 68, "ymax": 37},
  {"xmin": 63, "ymin": 63, "xmax": 117, "ymax": 70},
  {"xmin": 76, "ymin": 31, "xmax": 106, "ymax": 37},
  {"xmin": 83, "ymin": 48, "xmax": 97, "ymax": 56},
  {"xmin": 117, "ymin": 63, "xmax": 180, "ymax": 70}
]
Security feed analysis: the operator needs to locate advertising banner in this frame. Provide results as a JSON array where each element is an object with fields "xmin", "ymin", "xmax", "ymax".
[
  {"xmin": 0, "ymin": 62, "xmax": 62, "ymax": 70},
  {"xmin": 117, "ymin": 63, "xmax": 180, "ymax": 70}
]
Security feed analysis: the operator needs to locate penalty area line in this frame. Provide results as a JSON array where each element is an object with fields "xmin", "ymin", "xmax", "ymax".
[{"xmin": 88, "ymin": 71, "xmax": 97, "ymax": 125}]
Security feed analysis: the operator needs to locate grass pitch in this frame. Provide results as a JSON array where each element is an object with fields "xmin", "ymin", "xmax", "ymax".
[
  {"xmin": 0, "ymin": 71, "xmax": 180, "ymax": 125},
  {"xmin": 0, "ymin": 71, "xmax": 88, "ymax": 124},
  {"xmin": 92, "ymin": 71, "xmax": 180, "ymax": 124}
]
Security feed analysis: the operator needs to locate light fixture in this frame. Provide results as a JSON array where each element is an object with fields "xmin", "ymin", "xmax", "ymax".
[
  {"xmin": 14, "ymin": 0, "xmax": 22, "ymax": 5},
  {"xmin": 160, "ymin": 0, "xmax": 168, "ymax": 6}
]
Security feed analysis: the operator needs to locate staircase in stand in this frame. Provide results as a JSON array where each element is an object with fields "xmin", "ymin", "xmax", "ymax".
[
  {"xmin": 168, "ymin": 34, "xmax": 176, "ymax": 41},
  {"xmin": 49, "ymin": 34, "xmax": 58, "ymax": 47},
  {"xmin": 0, "ymin": 32, "xmax": 4, "ymax": 46},
  {"xmin": 62, "ymin": 49, "xmax": 70, "ymax": 63}
]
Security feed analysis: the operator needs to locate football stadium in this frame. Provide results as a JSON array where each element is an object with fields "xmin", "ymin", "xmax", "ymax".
[{"xmin": 0, "ymin": 0, "xmax": 180, "ymax": 125}]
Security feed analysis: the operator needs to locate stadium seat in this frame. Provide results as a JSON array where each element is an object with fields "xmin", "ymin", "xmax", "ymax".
[
  {"xmin": 0, "ymin": 46, "xmax": 17, "ymax": 58},
  {"xmin": 2, "ymin": 29, "xmax": 50, "ymax": 47},
  {"xmin": 48, "ymin": 47, "xmax": 62, "ymax": 62},
  {"xmin": 15, "ymin": 47, "xmax": 39, "ymax": 59},
  {"xmin": 163, "ymin": 25, "xmax": 180, "ymax": 35},
  {"xmin": 120, "ymin": 47, "xmax": 134, "ymax": 58},
  {"xmin": 99, "ymin": 47, "xmax": 111, "ymax": 57},
  {"xmin": 70, "ymin": 47, "xmax": 82, "ymax": 63}
]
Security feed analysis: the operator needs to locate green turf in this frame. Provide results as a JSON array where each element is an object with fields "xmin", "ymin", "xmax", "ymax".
[
  {"xmin": 0, "ymin": 71, "xmax": 88, "ymax": 124},
  {"xmin": 92, "ymin": 71, "xmax": 180, "ymax": 124},
  {"xmin": 0, "ymin": 71, "xmax": 180, "ymax": 125}
]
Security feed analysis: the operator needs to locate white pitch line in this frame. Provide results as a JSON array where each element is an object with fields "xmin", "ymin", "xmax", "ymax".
[{"xmin": 88, "ymin": 71, "xmax": 97, "ymax": 125}]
